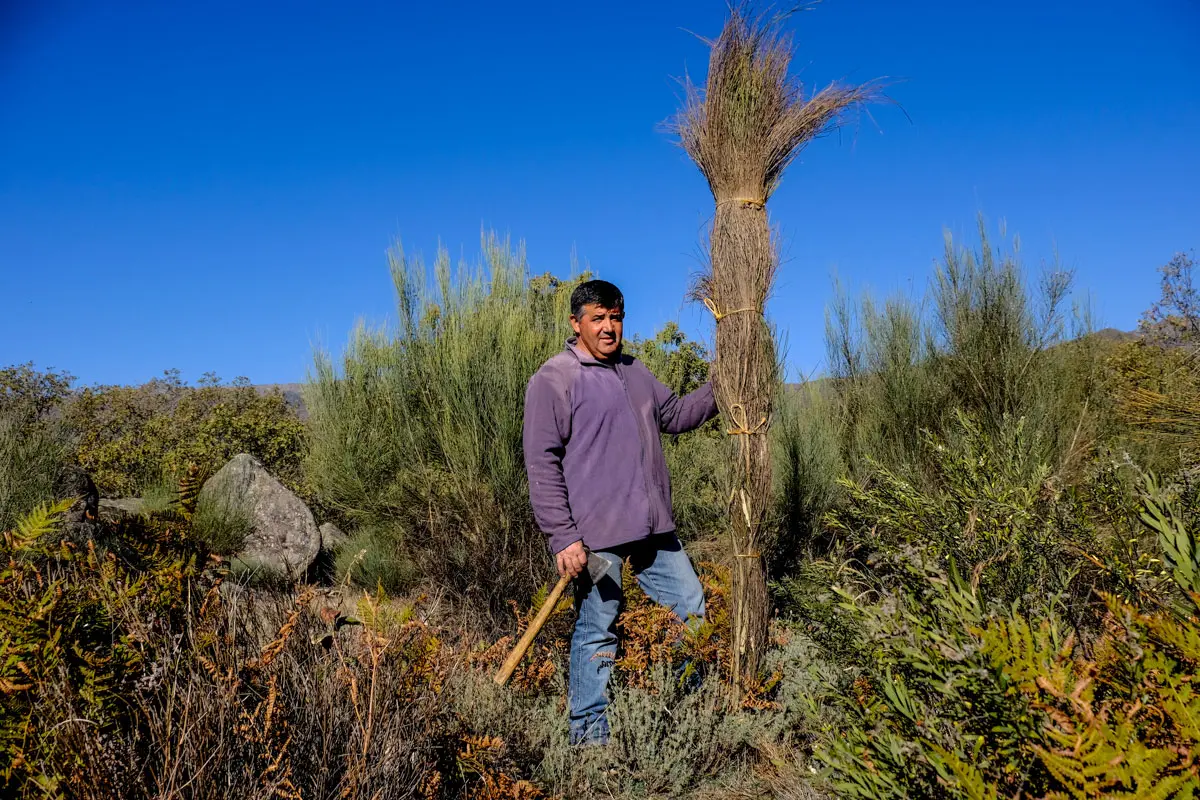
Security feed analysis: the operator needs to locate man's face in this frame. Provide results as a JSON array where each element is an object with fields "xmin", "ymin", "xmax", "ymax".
[{"xmin": 571, "ymin": 303, "xmax": 624, "ymax": 362}]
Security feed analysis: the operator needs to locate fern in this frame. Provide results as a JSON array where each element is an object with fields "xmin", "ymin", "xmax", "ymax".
[
  {"xmin": 4, "ymin": 497, "xmax": 75, "ymax": 550},
  {"xmin": 926, "ymin": 743, "xmax": 1003, "ymax": 800},
  {"xmin": 1037, "ymin": 717, "xmax": 1189, "ymax": 800},
  {"xmin": 1, "ymin": 498, "xmax": 207, "ymax": 796},
  {"xmin": 177, "ymin": 462, "xmax": 205, "ymax": 519},
  {"xmin": 980, "ymin": 615, "xmax": 1075, "ymax": 698}
]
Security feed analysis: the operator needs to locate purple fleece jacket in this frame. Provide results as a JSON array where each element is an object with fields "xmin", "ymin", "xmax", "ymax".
[{"xmin": 523, "ymin": 336, "xmax": 719, "ymax": 554}]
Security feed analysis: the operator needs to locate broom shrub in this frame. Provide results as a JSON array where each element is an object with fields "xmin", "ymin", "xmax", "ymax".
[{"xmin": 825, "ymin": 219, "xmax": 1102, "ymax": 488}]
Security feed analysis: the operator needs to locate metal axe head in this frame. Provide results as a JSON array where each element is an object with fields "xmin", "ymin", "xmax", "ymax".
[{"xmin": 585, "ymin": 550, "xmax": 617, "ymax": 584}]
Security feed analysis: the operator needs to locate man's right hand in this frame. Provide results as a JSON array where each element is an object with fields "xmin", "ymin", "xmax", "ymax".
[{"xmin": 556, "ymin": 540, "xmax": 587, "ymax": 578}]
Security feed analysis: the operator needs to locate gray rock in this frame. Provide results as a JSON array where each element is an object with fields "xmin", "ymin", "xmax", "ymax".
[
  {"xmin": 200, "ymin": 454, "xmax": 319, "ymax": 581},
  {"xmin": 319, "ymin": 522, "xmax": 349, "ymax": 550},
  {"xmin": 99, "ymin": 497, "xmax": 146, "ymax": 519}
]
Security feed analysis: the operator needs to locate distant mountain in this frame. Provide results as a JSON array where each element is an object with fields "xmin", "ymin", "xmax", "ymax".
[
  {"xmin": 256, "ymin": 383, "xmax": 307, "ymax": 419},
  {"xmin": 1091, "ymin": 327, "xmax": 1139, "ymax": 343}
]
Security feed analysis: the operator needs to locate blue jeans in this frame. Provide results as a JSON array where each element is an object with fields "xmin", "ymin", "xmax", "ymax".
[{"xmin": 568, "ymin": 532, "xmax": 706, "ymax": 745}]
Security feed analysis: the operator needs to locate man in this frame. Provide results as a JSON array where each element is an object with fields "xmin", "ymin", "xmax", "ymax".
[{"xmin": 522, "ymin": 279, "xmax": 719, "ymax": 746}]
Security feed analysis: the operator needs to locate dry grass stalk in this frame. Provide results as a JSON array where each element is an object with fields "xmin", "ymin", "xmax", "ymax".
[
  {"xmin": 1122, "ymin": 383, "xmax": 1200, "ymax": 452},
  {"xmin": 671, "ymin": 4, "xmax": 879, "ymax": 688}
]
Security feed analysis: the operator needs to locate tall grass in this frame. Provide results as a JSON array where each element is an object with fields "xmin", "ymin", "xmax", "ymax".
[{"xmin": 305, "ymin": 234, "xmax": 585, "ymax": 625}]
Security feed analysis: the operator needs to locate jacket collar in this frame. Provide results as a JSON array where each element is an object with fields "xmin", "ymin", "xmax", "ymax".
[{"xmin": 565, "ymin": 336, "xmax": 625, "ymax": 367}]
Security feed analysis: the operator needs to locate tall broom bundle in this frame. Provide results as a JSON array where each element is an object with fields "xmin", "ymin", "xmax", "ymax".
[{"xmin": 672, "ymin": 6, "xmax": 879, "ymax": 689}]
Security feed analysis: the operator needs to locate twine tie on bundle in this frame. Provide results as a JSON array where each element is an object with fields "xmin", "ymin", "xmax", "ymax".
[
  {"xmin": 717, "ymin": 197, "xmax": 766, "ymax": 211},
  {"xmin": 726, "ymin": 403, "xmax": 767, "ymax": 437},
  {"xmin": 703, "ymin": 297, "xmax": 762, "ymax": 322}
]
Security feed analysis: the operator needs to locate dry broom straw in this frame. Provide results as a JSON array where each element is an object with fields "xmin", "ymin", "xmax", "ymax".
[{"xmin": 671, "ymin": 4, "xmax": 881, "ymax": 692}]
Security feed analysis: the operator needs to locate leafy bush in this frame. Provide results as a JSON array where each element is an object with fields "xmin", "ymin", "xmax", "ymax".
[
  {"xmin": 811, "ymin": 428, "xmax": 1200, "ymax": 798},
  {"xmin": 827, "ymin": 411, "xmax": 1090, "ymax": 609},
  {"xmin": 65, "ymin": 370, "xmax": 306, "ymax": 498}
]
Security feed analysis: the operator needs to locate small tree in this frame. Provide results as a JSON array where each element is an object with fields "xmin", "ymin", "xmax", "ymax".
[
  {"xmin": 1140, "ymin": 250, "xmax": 1200, "ymax": 348},
  {"xmin": 671, "ymin": 6, "xmax": 878, "ymax": 688}
]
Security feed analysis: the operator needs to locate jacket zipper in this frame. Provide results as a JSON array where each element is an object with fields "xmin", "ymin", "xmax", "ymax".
[{"xmin": 615, "ymin": 362, "xmax": 657, "ymax": 532}]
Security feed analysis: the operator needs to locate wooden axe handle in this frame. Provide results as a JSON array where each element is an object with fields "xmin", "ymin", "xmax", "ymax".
[{"xmin": 494, "ymin": 572, "xmax": 570, "ymax": 686}]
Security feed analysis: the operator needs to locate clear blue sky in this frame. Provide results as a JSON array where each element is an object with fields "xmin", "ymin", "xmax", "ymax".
[{"xmin": 2, "ymin": 0, "xmax": 1197, "ymax": 386}]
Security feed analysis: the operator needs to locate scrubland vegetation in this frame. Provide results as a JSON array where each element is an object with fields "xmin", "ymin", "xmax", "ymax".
[{"xmin": 4, "ymin": 232, "xmax": 1199, "ymax": 798}]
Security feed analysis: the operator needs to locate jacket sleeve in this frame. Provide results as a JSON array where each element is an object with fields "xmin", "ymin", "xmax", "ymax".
[
  {"xmin": 522, "ymin": 368, "xmax": 582, "ymax": 555},
  {"xmin": 654, "ymin": 375, "xmax": 720, "ymax": 434}
]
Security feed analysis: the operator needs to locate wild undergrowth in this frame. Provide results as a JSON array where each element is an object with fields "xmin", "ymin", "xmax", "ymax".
[
  {"xmin": 66, "ymin": 371, "xmax": 307, "ymax": 499},
  {"xmin": 825, "ymin": 219, "xmax": 1104, "ymax": 488},
  {"xmin": 1, "ymin": 499, "xmax": 829, "ymax": 800},
  {"xmin": 814, "ymin": 473, "xmax": 1200, "ymax": 798}
]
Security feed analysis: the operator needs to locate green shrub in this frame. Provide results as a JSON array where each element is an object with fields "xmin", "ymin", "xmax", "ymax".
[
  {"xmin": 772, "ymin": 381, "xmax": 843, "ymax": 574},
  {"xmin": 0, "ymin": 362, "xmax": 73, "ymax": 419},
  {"xmin": 0, "ymin": 364, "xmax": 74, "ymax": 531},
  {"xmin": 827, "ymin": 411, "xmax": 1086, "ymax": 608},
  {"xmin": 815, "ymin": 556, "xmax": 1048, "ymax": 799},
  {"xmin": 816, "ymin": 539, "xmax": 1200, "ymax": 799},
  {"xmin": 65, "ymin": 370, "xmax": 306, "ymax": 498},
  {"xmin": 137, "ymin": 480, "xmax": 178, "ymax": 517},
  {"xmin": 0, "ymin": 411, "xmax": 70, "ymax": 533},
  {"xmin": 333, "ymin": 523, "xmax": 420, "ymax": 594},
  {"xmin": 825, "ymin": 218, "xmax": 1102, "ymax": 487}
]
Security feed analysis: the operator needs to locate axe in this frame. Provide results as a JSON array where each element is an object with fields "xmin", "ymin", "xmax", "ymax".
[{"xmin": 494, "ymin": 549, "xmax": 616, "ymax": 686}]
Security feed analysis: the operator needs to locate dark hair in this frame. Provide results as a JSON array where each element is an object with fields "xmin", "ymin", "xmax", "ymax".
[{"xmin": 570, "ymin": 279, "xmax": 624, "ymax": 320}]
